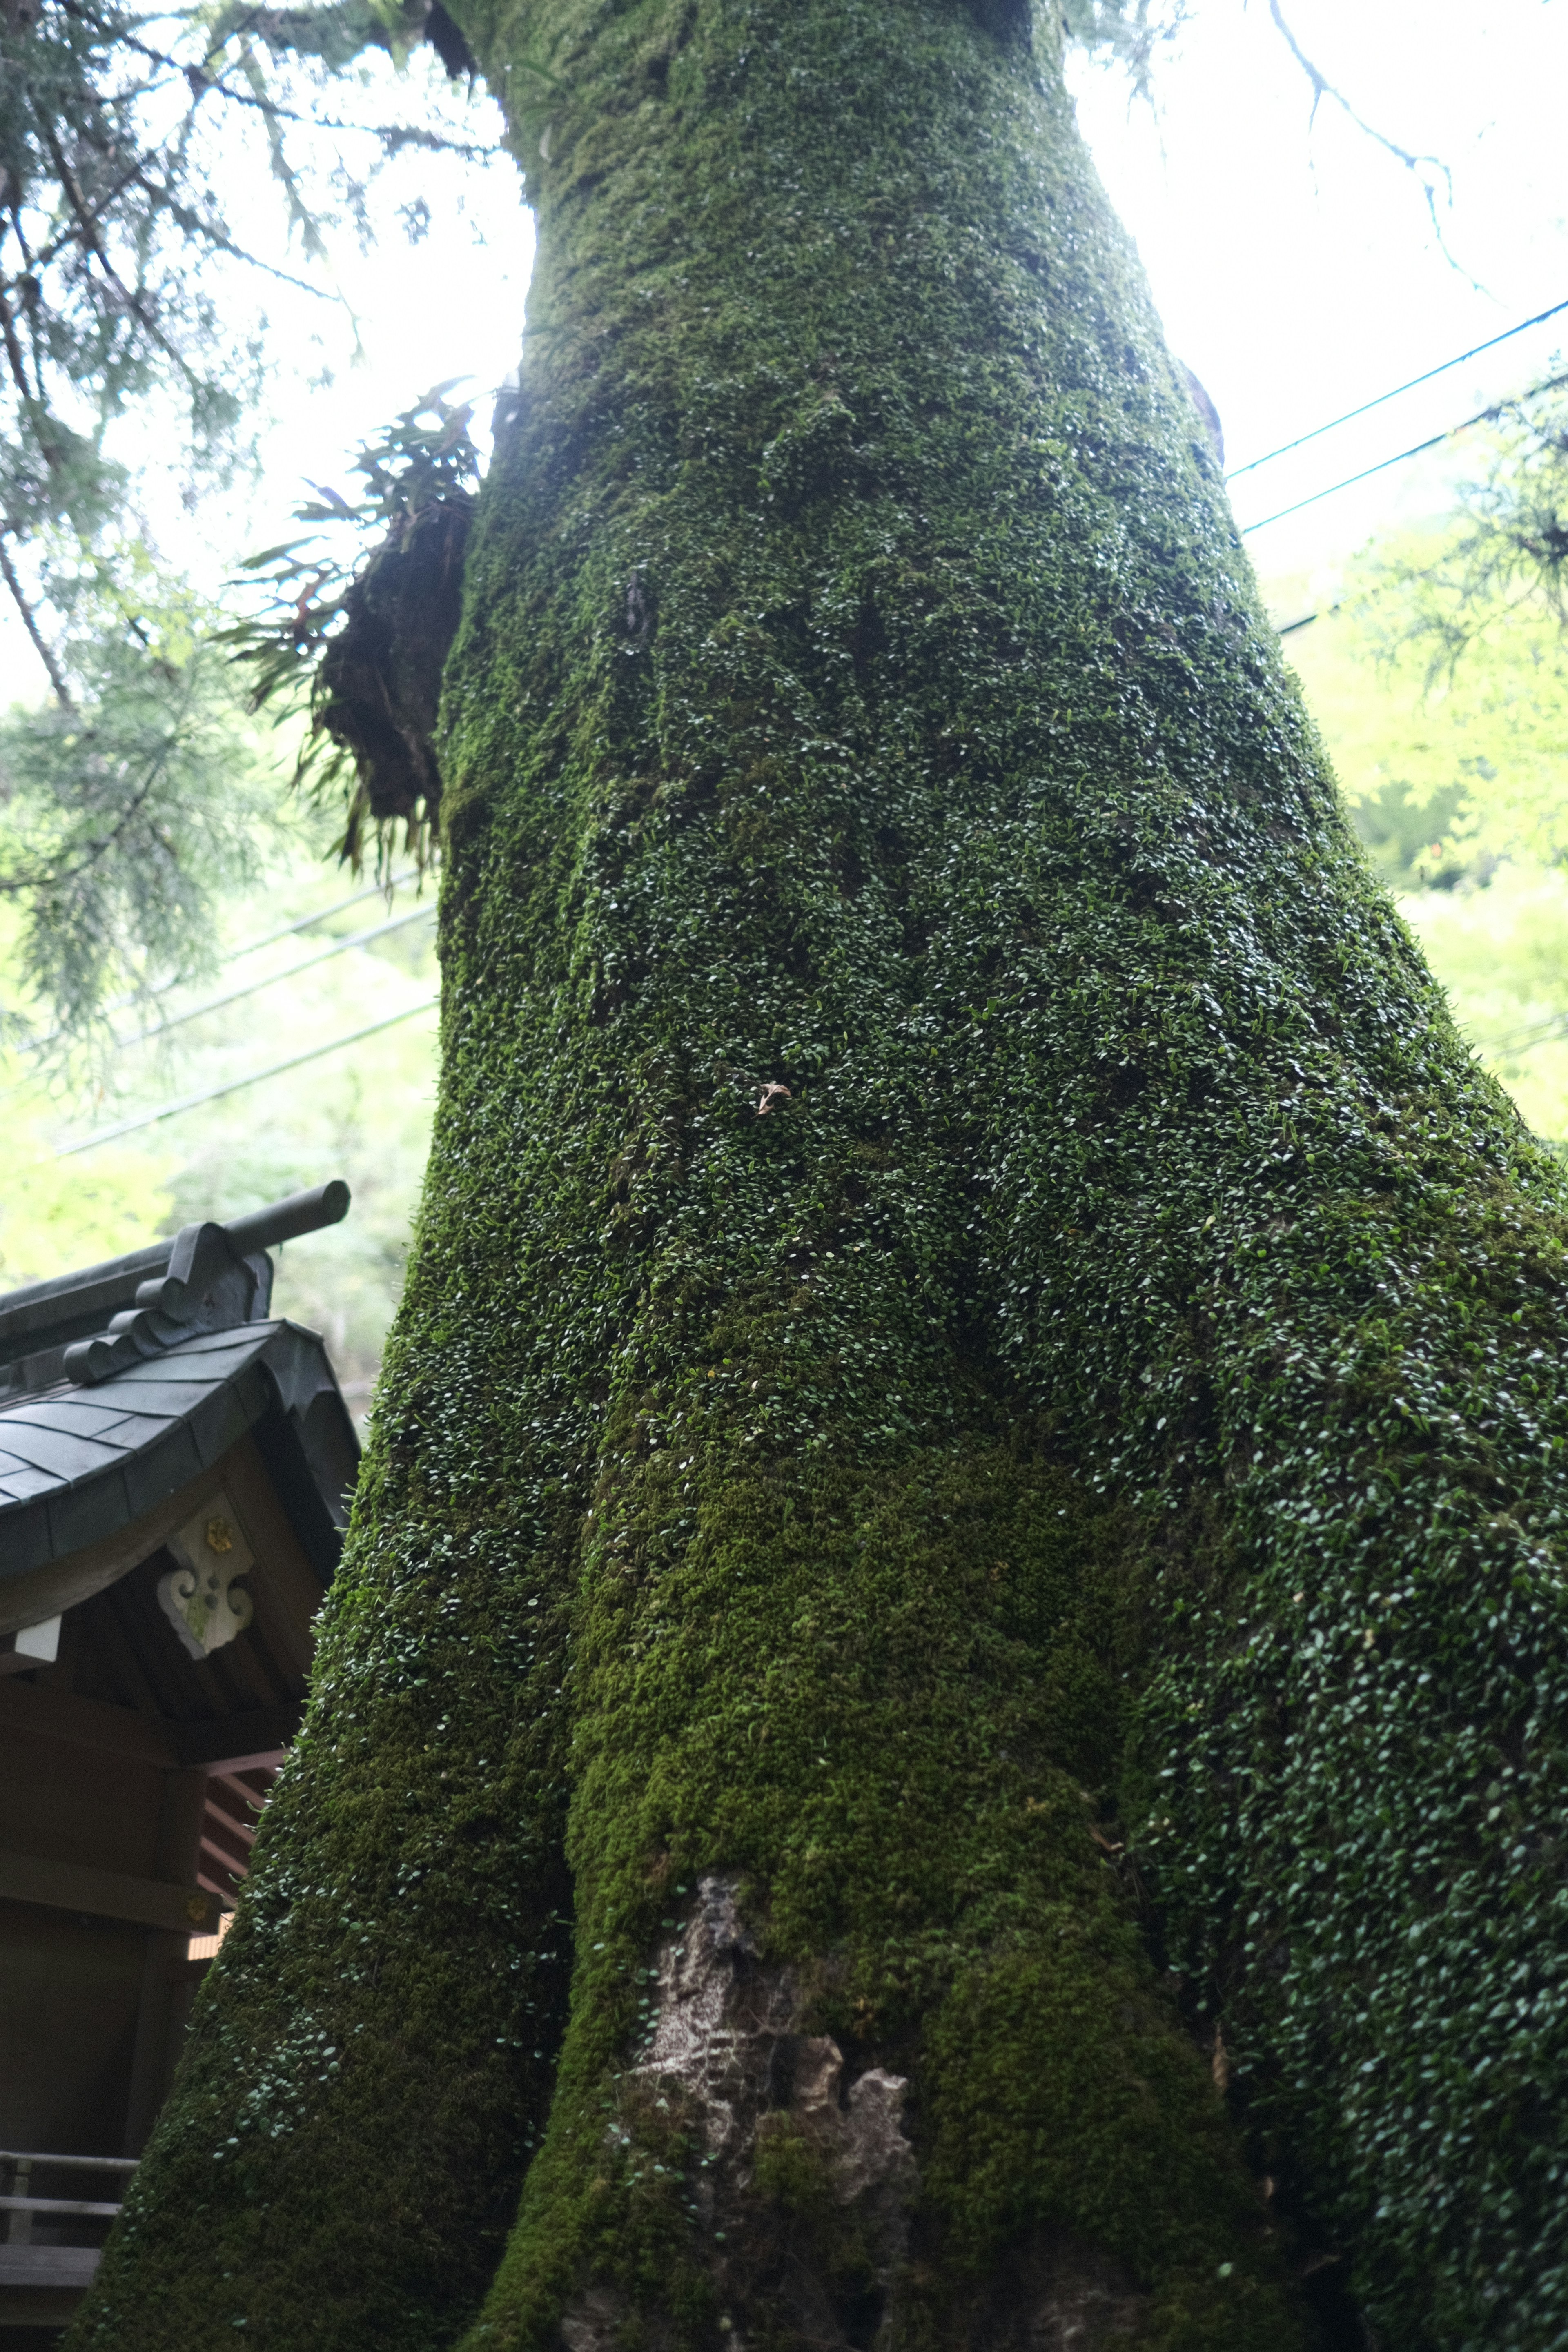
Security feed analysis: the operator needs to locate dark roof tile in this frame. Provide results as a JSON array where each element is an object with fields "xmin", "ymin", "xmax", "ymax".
[
  {"xmin": 0, "ymin": 1460, "xmax": 58, "ymax": 1500},
  {"xmin": 0, "ymin": 1420, "xmax": 131, "ymax": 1481},
  {"xmin": 118, "ymin": 1424, "xmax": 207, "ymax": 1528},
  {"xmin": 2, "ymin": 1393, "xmax": 159, "ymax": 1440},
  {"xmin": 1, "ymin": 1321, "xmax": 354, "ymax": 1588}
]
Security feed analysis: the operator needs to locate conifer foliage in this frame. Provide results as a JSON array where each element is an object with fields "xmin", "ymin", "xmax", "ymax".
[{"xmin": 0, "ymin": 0, "xmax": 479, "ymax": 1043}]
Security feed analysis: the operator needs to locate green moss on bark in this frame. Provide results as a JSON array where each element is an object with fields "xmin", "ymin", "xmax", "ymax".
[
  {"xmin": 472, "ymin": 1450, "xmax": 1289, "ymax": 2348},
  {"xmin": 70, "ymin": 0, "xmax": 1568, "ymax": 2345}
]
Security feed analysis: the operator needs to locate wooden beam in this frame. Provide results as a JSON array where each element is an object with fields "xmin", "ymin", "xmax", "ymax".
[
  {"xmin": 0, "ymin": 1677, "xmax": 176, "ymax": 1768},
  {"xmin": 201, "ymin": 1797, "xmax": 256, "ymax": 1855},
  {"xmin": 124, "ymin": 1773, "xmax": 207, "ymax": 2155},
  {"xmin": 219, "ymin": 1434, "xmax": 327, "ymax": 1677},
  {"xmin": 0, "ymin": 2244, "xmax": 104, "ymax": 2289},
  {"xmin": 0, "ymin": 1659, "xmax": 295, "ymax": 1781},
  {"xmin": 198, "ymin": 1817, "xmax": 252, "ymax": 1877},
  {"xmin": 0, "ymin": 1845, "xmax": 219, "ymax": 1935},
  {"xmin": 203, "ymin": 1779, "xmax": 260, "ymax": 1840},
  {"xmin": 202, "ymin": 1807, "xmax": 254, "ymax": 1859},
  {"xmin": 174, "ymin": 1701, "xmax": 301, "ymax": 1773},
  {"xmin": 0, "ymin": 2195, "xmax": 122, "ymax": 2219},
  {"xmin": 0, "ymin": 2155, "xmax": 137, "ymax": 2173},
  {"xmin": 89, "ymin": 1581, "xmax": 167, "ymax": 1720}
]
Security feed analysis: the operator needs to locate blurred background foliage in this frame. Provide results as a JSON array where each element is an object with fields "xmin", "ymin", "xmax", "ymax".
[
  {"xmin": 1285, "ymin": 553, "xmax": 1568, "ymax": 885},
  {"xmin": 1280, "ymin": 384, "xmax": 1568, "ymax": 1147}
]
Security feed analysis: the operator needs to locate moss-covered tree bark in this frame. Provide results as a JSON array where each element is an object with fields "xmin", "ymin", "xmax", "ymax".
[{"xmin": 69, "ymin": 3, "xmax": 1568, "ymax": 2348}]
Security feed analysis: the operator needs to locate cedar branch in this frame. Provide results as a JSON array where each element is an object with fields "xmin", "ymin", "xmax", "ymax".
[{"xmin": 0, "ymin": 533, "xmax": 74, "ymax": 709}]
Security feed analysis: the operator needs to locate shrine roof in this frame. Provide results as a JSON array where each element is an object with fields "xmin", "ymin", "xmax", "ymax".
[{"xmin": 0, "ymin": 1186, "xmax": 359, "ymax": 1629}]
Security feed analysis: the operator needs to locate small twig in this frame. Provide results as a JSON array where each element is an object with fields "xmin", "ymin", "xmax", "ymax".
[
  {"xmin": 38, "ymin": 117, "xmax": 131, "ymax": 274},
  {"xmin": 0, "ymin": 280, "xmax": 34, "ymax": 404},
  {"xmin": 116, "ymin": 23, "xmax": 499, "ymax": 152},
  {"xmin": 24, "ymin": 101, "xmax": 198, "ymax": 277},
  {"xmin": 38, "ymin": 115, "xmax": 202, "ymax": 391},
  {"xmin": 0, "ymin": 534, "xmax": 74, "ymax": 710},
  {"xmin": 234, "ymin": 33, "xmax": 328, "ymax": 262},
  {"xmin": 7, "ymin": 206, "xmax": 53, "ymax": 402},
  {"xmin": 1267, "ymin": 0, "xmax": 1472, "ymax": 278},
  {"xmin": 129, "ymin": 168, "xmax": 336, "ymax": 299}
]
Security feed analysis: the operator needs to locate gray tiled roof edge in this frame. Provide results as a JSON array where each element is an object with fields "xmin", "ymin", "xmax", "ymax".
[{"xmin": 0, "ymin": 1321, "xmax": 349, "ymax": 1584}]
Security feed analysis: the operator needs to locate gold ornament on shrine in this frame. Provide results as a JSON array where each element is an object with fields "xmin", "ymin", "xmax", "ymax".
[{"xmin": 156, "ymin": 1491, "xmax": 256, "ymax": 1661}]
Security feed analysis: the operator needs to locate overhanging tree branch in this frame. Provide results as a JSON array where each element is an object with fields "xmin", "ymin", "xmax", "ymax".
[
  {"xmin": 0, "ymin": 0, "xmax": 503, "ymax": 1033},
  {"xmin": 0, "ymin": 281, "xmax": 34, "ymax": 402},
  {"xmin": 0, "ymin": 533, "xmax": 73, "ymax": 707},
  {"xmin": 1267, "ymin": 0, "xmax": 1466, "ymax": 270}
]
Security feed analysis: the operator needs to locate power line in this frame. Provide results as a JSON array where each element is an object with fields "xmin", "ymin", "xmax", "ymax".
[
  {"xmin": 55, "ymin": 996, "xmax": 440, "ymax": 1158},
  {"xmin": 1225, "ymin": 295, "xmax": 1568, "ymax": 483},
  {"xmin": 11, "ymin": 869, "xmax": 426, "ymax": 1064},
  {"xmin": 118, "ymin": 902, "xmax": 436, "ymax": 1049},
  {"xmin": 209, "ymin": 870, "xmax": 425, "ymax": 970},
  {"xmin": 1472, "ymin": 1011, "xmax": 1568, "ymax": 1059},
  {"xmin": 1239, "ymin": 367, "xmax": 1568, "ymax": 537}
]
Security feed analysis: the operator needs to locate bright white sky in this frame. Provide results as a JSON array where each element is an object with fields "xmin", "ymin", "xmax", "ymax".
[
  {"xmin": 1069, "ymin": 0, "xmax": 1568, "ymax": 590},
  {"xmin": 3, "ymin": 0, "xmax": 1566, "ymax": 696}
]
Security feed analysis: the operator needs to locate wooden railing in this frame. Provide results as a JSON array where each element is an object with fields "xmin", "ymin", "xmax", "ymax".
[{"xmin": 0, "ymin": 2151, "xmax": 137, "ymax": 2295}]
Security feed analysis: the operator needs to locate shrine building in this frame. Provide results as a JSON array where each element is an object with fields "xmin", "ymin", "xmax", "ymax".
[{"xmin": 0, "ymin": 1181, "xmax": 359, "ymax": 2335}]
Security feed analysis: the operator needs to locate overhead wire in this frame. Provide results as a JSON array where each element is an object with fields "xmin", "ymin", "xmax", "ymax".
[
  {"xmin": 206, "ymin": 870, "xmax": 426, "ymax": 969},
  {"xmin": 116, "ymin": 902, "xmax": 436, "ymax": 1050},
  {"xmin": 1225, "ymin": 294, "xmax": 1568, "ymax": 483},
  {"xmin": 11, "ymin": 868, "xmax": 426, "ymax": 1063},
  {"xmin": 55, "ymin": 996, "xmax": 441, "ymax": 1157},
  {"xmin": 1238, "ymin": 367, "xmax": 1568, "ymax": 537},
  {"xmin": 1469, "ymin": 1010, "xmax": 1568, "ymax": 1060}
]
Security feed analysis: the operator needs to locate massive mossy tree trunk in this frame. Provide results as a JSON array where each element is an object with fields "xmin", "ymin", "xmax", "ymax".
[{"xmin": 70, "ymin": 4, "xmax": 1568, "ymax": 2349}]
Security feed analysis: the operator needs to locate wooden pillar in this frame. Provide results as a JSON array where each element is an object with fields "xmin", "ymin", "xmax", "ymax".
[{"xmin": 122, "ymin": 1770, "xmax": 208, "ymax": 2155}]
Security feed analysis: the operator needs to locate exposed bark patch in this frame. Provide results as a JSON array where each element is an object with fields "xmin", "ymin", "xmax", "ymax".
[
  {"xmin": 635, "ymin": 1878, "xmax": 915, "ymax": 2209},
  {"xmin": 560, "ymin": 1877, "xmax": 919, "ymax": 2351},
  {"xmin": 633, "ymin": 1873, "xmax": 775, "ymax": 2148},
  {"xmin": 563, "ymin": 1878, "xmax": 1160, "ymax": 2349},
  {"xmin": 559, "ymin": 2287, "xmax": 657, "ymax": 2352}
]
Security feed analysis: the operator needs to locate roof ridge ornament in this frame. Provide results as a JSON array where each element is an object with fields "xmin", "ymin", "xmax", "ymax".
[
  {"xmin": 11, "ymin": 1181, "xmax": 355, "ymax": 1392},
  {"xmin": 63, "ymin": 1222, "xmax": 273, "ymax": 1386}
]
